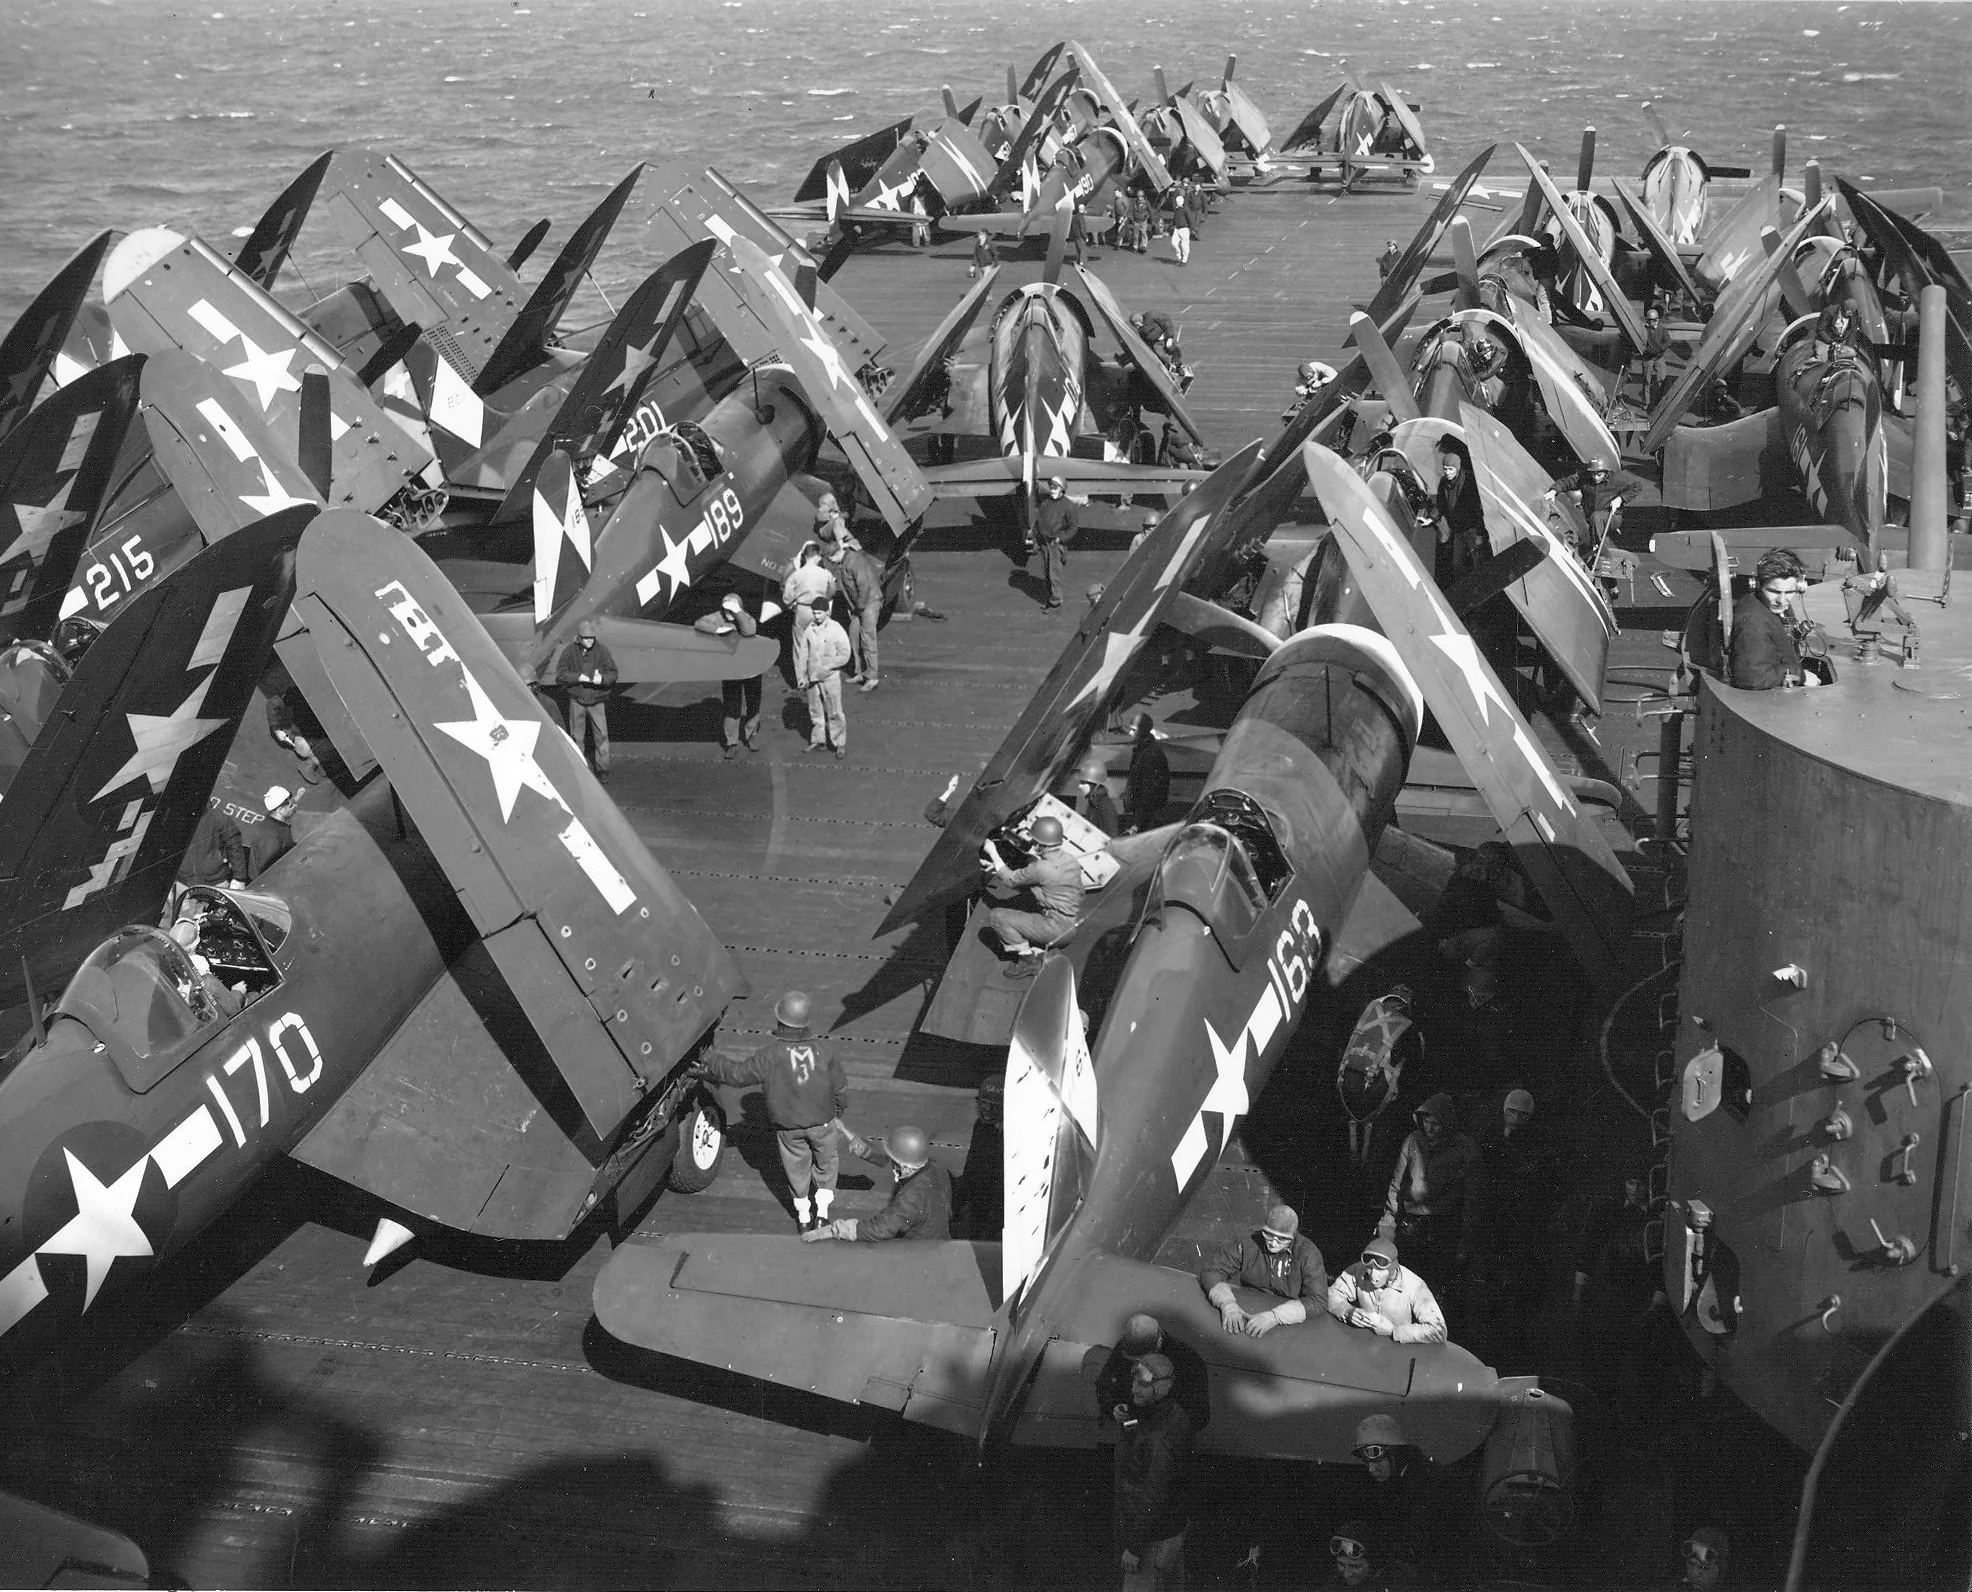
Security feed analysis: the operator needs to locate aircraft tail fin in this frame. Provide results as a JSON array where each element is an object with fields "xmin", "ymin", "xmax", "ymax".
[
  {"xmin": 0, "ymin": 355, "xmax": 145, "ymax": 642},
  {"xmin": 530, "ymin": 449, "xmax": 593, "ymax": 627},
  {"xmin": 716, "ymin": 233, "xmax": 934, "ymax": 535},
  {"xmin": 0, "ymin": 508, "xmax": 308, "ymax": 1003},
  {"xmin": 0, "ymin": 231, "xmax": 114, "ymax": 448},
  {"xmin": 1002, "ymin": 953, "xmax": 1099, "ymax": 1312},
  {"xmin": 477, "ymin": 164, "xmax": 646, "ymax": 396},
  {"xmin": 488, "ymin": 238, "xmax": 717, "ymax": 523},
  {"xmin": 231, "ymin": 151, "xmax": 332, "ymax": 290}
]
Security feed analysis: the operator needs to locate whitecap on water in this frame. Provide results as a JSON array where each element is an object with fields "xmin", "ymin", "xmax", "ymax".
[
  {"xmin": 807, "ymin": 87, "xmax": 855, "ymax": 96},
  {"xmin": 1803, "ymin": 29, "xmax": 1819, "ymax": 37}
]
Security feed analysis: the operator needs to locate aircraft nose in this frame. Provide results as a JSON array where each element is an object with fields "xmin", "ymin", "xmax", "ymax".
[{"xmin": 105, "ymin": 227, "xmax": 190, "ymax": 301}]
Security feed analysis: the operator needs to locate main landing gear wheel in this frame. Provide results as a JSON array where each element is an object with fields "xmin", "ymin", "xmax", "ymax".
[{"xmin": 668, "ymin": 1093, "xmax": 727, "ymax": 1192}]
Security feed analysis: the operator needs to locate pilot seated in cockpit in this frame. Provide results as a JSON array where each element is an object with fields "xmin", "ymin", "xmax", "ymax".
[{"xmin": 167, "ymin": 911, "xmax": 243, "ymax": 1021}]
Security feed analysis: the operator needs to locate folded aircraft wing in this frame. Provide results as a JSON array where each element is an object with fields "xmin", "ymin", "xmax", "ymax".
[
  {"xmin": 1278, "ymin": 84, "xmax": 1347, "ymax": 155},
  {"xmin": 1838, "ymin": 178, "xmax": 1972, "ymax": 404},
  {"xmin": 1303, "ymin": 441, "xmax": 1632, "ymax": 991},
  {"xmin": 140, "ymin": 348, "xmax": 325, "ymax": 543},
  {"xmin": 1366, "ymin": 145, "xmax": 1496, "ymax": 324},
  {"xmin": 0, "ymin": 509, "xmax": 307, "ymax": 1001},
  {"xmin": 324, "ymin": 148, "xmax": 525, "ymax": 381},
  {"xmin": 1641, "ymin": 199, "xmax": 1829, "ymax": 455},
  {"xmin": 1694, "ymin": 174, "xmax": 1782, "ymax": 294},
  {"xmin": 293, "ymin": 511, "xmax": 744, "ymax": 1140},
  {"xmin": 105, "ymin": 226, "xmax": 433, "ymax": 509},
  {"xmin": 486, "ymin": 239, "xmax": 716, "ymax": 522},
  {"xmin": 1377, "ymin": 82, "xmax": 1434, "ymax": 164},
  {"xmin": 1066, "ymin": 42, "xmax": 1172, "ymax": 191},
  {"xmin": 0, "ymin": 232, "xmax": 116, "ymax": 448},
  {"xmin": 1456, "ymin": 404, "xmax": 1615, "ymax": 713},
  {"xmin": 877, "ymin": 440, "xmax": 1263, "ymax": 936},
  {"xmin": 1071, "ymin": 264, "xmax": 1208, "ymax": 446},
  {"xmin": 884, "ymin": 266, "xmax": 1001, "ymax": 427},
  {"xmin": 791, "ymin": 115, "xmax": 917, "ymax": 205},
  {"xmin": 717, "ymin": 232, "xmax": 934, "ymax": 535},
  {"xmin": 594, "ymin": 1237, "xmax": 1499, "ymax": 1461},
  {"xmin": 0, "ymin": 356, "xmax": 145, "ymax": 642},
  {"xmin": 1608, "ymin": 175, "xmax": 1706, "ymax": 308},
  {"xmin": 1498, "ymin": 299, "xmax": 1624, "ymax": 467},
  {"xmin": 476, "ymin": 163, "xmax": 646, "ymax": 396},
  {"xmin": 1515, "ymin": 145, "xmax": 1646, "ymax": 352},
  {"xmin": 646, "ymin": 163, "xmax": 889, "ymax": 373},
  {"xmin": 232, "ymin": 151, "xmax": 333, "ymax": 291}
]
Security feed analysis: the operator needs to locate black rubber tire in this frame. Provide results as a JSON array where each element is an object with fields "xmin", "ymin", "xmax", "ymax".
[{"xmin": 667, "ymin": 1094, "xmax": 727, "ymax": 1192}]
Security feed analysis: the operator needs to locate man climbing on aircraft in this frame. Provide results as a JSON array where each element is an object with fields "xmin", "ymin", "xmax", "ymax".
[
  {"xmin": 698, "ymin": 990, "xmax": 855, "ymax": 1234},
  {"xmin": 981, "ymin": 814, "xmax": 1086, "ymax": 975},
  {"xmin": 1198, "ymin": 1203, "xmax": 1328, "ymax": 1338},
  {"xmin": 555, "ymin": 619, "xmax": 618, "ymax": 783},
  {"xmin": 801, "ymin": 1124, "xmax": 951, "ymax": 1242},
  {"xmin": 1548, "ymin": 454, "xmax": 1647, "ymax": 560}
]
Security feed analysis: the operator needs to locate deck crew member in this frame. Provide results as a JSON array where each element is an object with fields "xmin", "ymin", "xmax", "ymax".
[
  {"xmin": 555, "ymin": 619, "xmax": 617, "ymax": 783},
  {"xmin": 793, "ymin": 601, "xmax": 852, "ymax": 757},
  {"xmin": 1549, "ymin": 455, "xmax": 1647, "ymax": 558},
  {"xmin": 803, "ymin": 1124, "xmax": 952, "ymax": 1242},
  {"xmin": 1111, "ymin": 1353, "xmax": 1194, "ymax": 1591},
  {"xmin": 1199, "ymin": 1203, "xmax": 1327, "ymax": 1337},
  {"xmin": 1383, "ymin": 1092, "xmax": 1485, "ymax": 1305},
  {"xmin": 1728, "ymin": 548, "xmax": 1809, "ymax": 690},
  {"xmin": 1058, "ymin": 756, "xmax": 1122, "ymax": 836},
  {"xmin": 176, "ymin": 803, "xmax": 248, "ymax": 914},
  {"xmin": 1328, "ymin": 1230, "xmax": 1447, "ymax": 1344},
  {"xmin": 693, "ymin": 593, "xmax": 763, "ymax": 757},
  {"xmin": 247, "ymin": 785, "xmax": 303, "ymax": 879},
  {"xmin": 1088, "ymin": 1313, "xmax": 1213, "ymax": 1434},
  {"xmin": 1034, "ymin": 476, "xmax": 1077, "ymax": 603},
  {"xmin": 982, "ymin": 814, "xmax": 1086, "ymax": 972},
  {"xmin": 698, "ymin": 990, "xmax": 853, "ymax": 1233},
  {"xmin": 829, "ymin": 535, "xmax": 885, "ymax": 693}
]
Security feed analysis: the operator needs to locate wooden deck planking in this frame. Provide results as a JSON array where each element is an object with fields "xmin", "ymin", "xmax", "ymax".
[{"xmin": 1, "ymin": 170, "xmax": 1677, "ymax": 1587}]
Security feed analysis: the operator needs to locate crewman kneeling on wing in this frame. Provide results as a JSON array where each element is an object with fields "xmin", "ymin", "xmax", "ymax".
[
  {"xmin": 1198, "ymin": 1203, "xmax": 1327, "ymax": 1337},
  {"xmin": 802, "ymin": 1125, "xmax": 951, "ymax": 1243}
]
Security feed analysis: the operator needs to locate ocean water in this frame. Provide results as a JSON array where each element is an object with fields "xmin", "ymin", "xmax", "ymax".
[{"xmin": 1, "ymin": 0, "xmax": 1967, "ymax": 324}]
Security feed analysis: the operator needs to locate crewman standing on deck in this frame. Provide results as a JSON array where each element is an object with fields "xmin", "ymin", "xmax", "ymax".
[{"xmin": 697, "ymin": 990, "xmax": 856, "ymax": 1234}]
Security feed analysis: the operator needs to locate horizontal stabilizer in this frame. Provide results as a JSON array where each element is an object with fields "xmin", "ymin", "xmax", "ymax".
[
  {"xmin": 595, "ymin": 1234, "xmax": 1002, "ymax": 1437},
  {"xmin": 476, "ymin": 609, "xmax": 780, "ymax": 685},
  {"xmin": 1658, "ymin": 407, "xmax": 1788, "ymax": 512},
  {"xmin": 293, "ymin": 511, "xmax": 743, "ymax": 1139},
  {"xmin": 922, "ymin": 454, "xmax": 1206, "ymax": 498},
  {"xmin": 595, "ymin": 1238, "xmax": 1503, "ymax": 1461}
]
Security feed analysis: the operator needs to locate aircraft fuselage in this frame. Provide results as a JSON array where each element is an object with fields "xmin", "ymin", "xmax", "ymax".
[{"xmin": 990, "ymin": 285, "xmax": 1088, "ymax": 500}]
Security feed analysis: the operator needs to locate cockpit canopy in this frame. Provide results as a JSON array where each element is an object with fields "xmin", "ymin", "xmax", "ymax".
[
  {"xmin": 53, "ymin": 892, "xmax": 287, "ymax": 1091},
  {"xmin": 1144, "ymin": 790, "xmax": 1294, "ymax": 968}
]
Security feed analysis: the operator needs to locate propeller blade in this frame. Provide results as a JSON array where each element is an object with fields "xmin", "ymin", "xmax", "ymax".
[
  {"xmin": 1451, "ymin": 215, "xmax": 1481, "ymax": 310},
  {"xmin": 1642, "ymin": 102, "xmax": 1672, "ymax": 150},
  {"xmin": 1771, "ymin": 125, "xmax": 1787, "ymax": 182},
  {"xmin": 1348, "ymin": 311, "xmax": 1421, "ymax": 423},
  {"xmin": 1575, "ymin": 126, "xmax": 1597, "ymax": 194}
]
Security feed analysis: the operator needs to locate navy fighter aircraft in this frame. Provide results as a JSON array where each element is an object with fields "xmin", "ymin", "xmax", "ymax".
[
  {"xmin": 0, "ymin": 509, "xmax": 743, "ymax": 1373},
  {"xmin": 593, "ymin": 434, "xmax": 1619, "ymax": 1478},
  {"xmin": 1276, "ymin": 74, "xmax": 1434, "ymax": 190},
  {"xmin": 882, "ymin": 249, "xmax": 1210, "ymax": 531}
]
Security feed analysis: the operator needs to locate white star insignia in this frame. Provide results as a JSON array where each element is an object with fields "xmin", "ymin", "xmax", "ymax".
[
  {"xmin": 92, "ymin": 676, "xmax": 228, "ymax": 800},
  {"xmin": 1200, "ymin": 1017, "xmax": 1253, "ymax": 1152},
  {"xmin": 0, "ymin": 474, "xmax": 84, "ymax": 566},
  {"xmin": 1065, "ymin": 515, "xmax": 1213, "ymax": 714},
  {"xmin": 221, "ymin": 332, "xmax": 302, "ymax": 412},
  {"xmin": 238, "ymin": 458, "xmax": 313, "ymax": 518},
  {"xmin": 650, "ymin": 524, "xmax": 695, "ymax": 602},
  {"xmin": 402, "ymin": 221, "xmax": 463, "ymax": 277},
  {"xmin": 434, "ymin": 666, "xmax": 567, "ymax": 823},
  {"xmin": 38, "ymin": 1150, "xmax": 154, "ymax": 1311},
  {"xmin": 1428, "ymin": 624, "xmax": 1513, "ymax": 727},
  {"xmin": 604, "ymin": 332, "xmax": 662, "ymax": 399}
]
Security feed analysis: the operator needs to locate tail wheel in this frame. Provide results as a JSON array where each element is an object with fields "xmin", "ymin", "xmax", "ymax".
[{"xmin": 667, "ymin": 1093, "xmax": 727, "ymax": 1193}]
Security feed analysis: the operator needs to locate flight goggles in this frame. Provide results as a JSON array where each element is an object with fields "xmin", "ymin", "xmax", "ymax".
[
  {"xmin": 1353, "ymin": 1444, "xmax": 1390, "ymax": 1463},
  {"xmin": 1329, "ymin": 1536, "xmax": 1369, "ymax": 1560},
  {"xmin": 1682, "ymin": 1540, "xmax": 1722, "ymax": 1568},
  {"xmin": 1362, "ymin": 1251, "xmax": 1394, "ymax": 1270}
]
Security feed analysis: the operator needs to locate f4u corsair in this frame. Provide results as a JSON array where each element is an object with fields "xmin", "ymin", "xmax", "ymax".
[
  {"xmin": 884, "ymin": 245, "xmax": 1211, "ymax": 532},
  {"xmin": 0, "ymin": 508, "xmax": 743, "ymax": 1372},
  {"xmin": 595, "ymin": 432, "xmax": 1628, "ymax": 1496}
]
